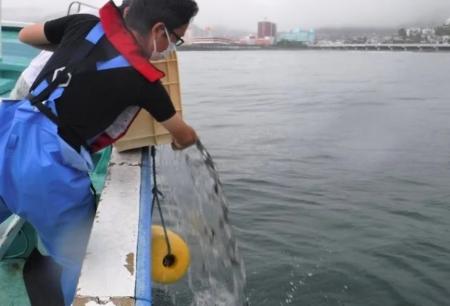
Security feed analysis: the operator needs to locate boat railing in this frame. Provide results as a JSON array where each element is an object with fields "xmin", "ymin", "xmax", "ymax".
[
  {"xmin": 67, "ymin": 1, "xmax": 99, "ymax": 15},
  {"xmin": 1, "ymin": 20, "xmax": 32, "ymax": 28},
  {"xmin": 0, "ymin": 1, "xmax": 99, "ymax": 29}
]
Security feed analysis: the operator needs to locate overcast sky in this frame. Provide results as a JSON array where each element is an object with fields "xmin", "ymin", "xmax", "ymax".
[{"xmin": 2, "ymin": 0, "xmax": 450, "ymax": 31}]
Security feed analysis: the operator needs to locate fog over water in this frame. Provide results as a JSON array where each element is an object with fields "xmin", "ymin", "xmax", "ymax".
[{"xmin": 2, "ymin": 0, "xmax": 450, "ymax": 30}]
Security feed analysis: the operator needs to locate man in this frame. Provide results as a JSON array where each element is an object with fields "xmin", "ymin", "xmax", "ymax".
[{"xmin": 0, "ymin": 0, "xmax": 199, "ymax": 304}]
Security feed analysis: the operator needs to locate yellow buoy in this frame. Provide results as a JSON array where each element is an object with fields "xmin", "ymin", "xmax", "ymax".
[{"xmin": 152, "ymin": 225, "xmax": 190, "ymax": 284}]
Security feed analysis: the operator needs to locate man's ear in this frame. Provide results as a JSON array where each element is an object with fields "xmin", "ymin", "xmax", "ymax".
[
  {"xmin": 151, "ymin": 22, "xmax": 166, "ymax": 39},
  {"xmin": 123, "ymin": 7, "xmax": 130, "ymax": 18}
]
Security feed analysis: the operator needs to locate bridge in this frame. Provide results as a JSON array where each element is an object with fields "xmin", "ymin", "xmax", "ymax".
[
  {"xmin": 310, "ymin": 43, "xmax": 450, "ymax": 52},
  {"xmin": 190, "ymin": 37, "xmax": 236, "ymax": 45}
]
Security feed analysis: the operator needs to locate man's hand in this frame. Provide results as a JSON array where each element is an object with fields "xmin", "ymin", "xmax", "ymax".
[
  {"xmin": 160, "ymin": 113, "xmax": 197, "ymax": 150},
  {"xmin": 171, "ymin": 140, "xmax": 185, "ymax": 151}
]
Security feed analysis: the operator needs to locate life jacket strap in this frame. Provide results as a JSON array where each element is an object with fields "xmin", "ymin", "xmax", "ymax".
[{"xmin": 26, "ymin": 23, "xmax": 107, "ymax": 152}]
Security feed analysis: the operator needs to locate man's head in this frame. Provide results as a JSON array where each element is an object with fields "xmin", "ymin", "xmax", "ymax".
[
  {"xmin": 119, "ymin": 0, "xmax": 132, "ymax": 12},
  {"xmin": 124, "ymin": 0, "xmax": 199, "ymax": 56}
]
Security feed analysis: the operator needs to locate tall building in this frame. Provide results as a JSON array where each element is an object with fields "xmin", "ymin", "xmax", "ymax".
[
  {"xmin": 278, "ymin": 28, "xmax": 316, "ymax": 45},
  {"xmin": 258, "ymin": 21, "xmax": 277, "ymax": 39}
]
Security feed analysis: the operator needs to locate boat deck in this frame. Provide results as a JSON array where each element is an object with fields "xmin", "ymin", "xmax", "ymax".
[{"xmin": 0, "ymin": 27, "xmax": 38, "ymax": 96}]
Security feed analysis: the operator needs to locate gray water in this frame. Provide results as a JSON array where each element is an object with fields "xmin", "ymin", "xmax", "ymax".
[{"xmin": 176, "ymin": 51, "xmax": 450, "ymax": 306}]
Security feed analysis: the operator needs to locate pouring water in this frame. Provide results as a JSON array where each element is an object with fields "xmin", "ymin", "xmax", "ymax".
[{"xmin": 151, "ymin": 141, "xmax": 247, "ymax": 305}]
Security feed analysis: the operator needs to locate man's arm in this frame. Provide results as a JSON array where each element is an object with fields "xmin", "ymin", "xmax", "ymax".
[
  {"xmin": 19, "ymin": 24, "xmax": 56, "ymax": 51},
  {"xmin": 160, "ymin": 113, "xmax": 198, "ymax": 150}
]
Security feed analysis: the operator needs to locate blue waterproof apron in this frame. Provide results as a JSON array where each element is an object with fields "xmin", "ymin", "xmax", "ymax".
[{"xmin": 0, "ymin": 23, "xmax": 131, "ymax": 305}]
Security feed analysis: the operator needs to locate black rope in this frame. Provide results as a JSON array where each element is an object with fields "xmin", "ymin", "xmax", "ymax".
[
  {"xmin": 150, "ymin": 146, "xmax": 173, "ymax": 265},
  {"xmin": 90, "ymin": 183, "xmax": 97, "ymax": 198},
  {"xmin": 196, "ymin": 139, "xmax": 216, "ymax": 171},
  {"xmin": 196, "ymin": 139, "xmax": 222, "ymax": 195}
]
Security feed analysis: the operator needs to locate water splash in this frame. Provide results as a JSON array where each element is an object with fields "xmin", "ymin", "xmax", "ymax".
[{"xmin": 152, "ymin": 142, "xmax": 247, "ymax": 305}]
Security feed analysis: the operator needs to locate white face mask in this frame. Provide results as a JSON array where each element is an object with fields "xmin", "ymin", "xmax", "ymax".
[{"xmin": 151, "ymin": 27, "xmax": 177, "ymax": 61}]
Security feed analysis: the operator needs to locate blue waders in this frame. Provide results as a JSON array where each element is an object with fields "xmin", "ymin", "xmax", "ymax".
[{"xmin": 0, "ymin": 22, "xmax": 131, "ymax": 305}]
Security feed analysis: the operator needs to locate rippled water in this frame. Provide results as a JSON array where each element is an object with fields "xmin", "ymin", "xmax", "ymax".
[{"xmin": 175, "ymin": 51, "xmax": 450, "ymax": 306}]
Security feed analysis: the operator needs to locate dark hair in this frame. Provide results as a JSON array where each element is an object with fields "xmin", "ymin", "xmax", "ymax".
[
  {"xmin": 125, "ymin": 0, "xmax": 199, "ymax": 35},
  {"xmin": 119, "ymin": 0, "xmax": 132, "ymax": 13}
]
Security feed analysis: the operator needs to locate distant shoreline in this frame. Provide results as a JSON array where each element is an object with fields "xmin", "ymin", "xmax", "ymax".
[
  {"xmin": 179, "ymin": 44, "xmax": 450, "ymax": 52},
  {"xmin": 179, "ymin": 45, "xmax": 307, "ymax": 52}
]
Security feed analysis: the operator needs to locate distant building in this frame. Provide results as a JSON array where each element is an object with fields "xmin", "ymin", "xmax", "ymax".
[
  {"xmin": 436, "ymin": 20, "xmax": 450, "ymax": 37},
  {"xmin": 255, "ymin": 37, "xmax": 275, "ymax": 46},
  {"xmin": 239, "ymin": 34, "xmax": 274, "ymax": 46},
  {"xmin": 257, "ymin": 21, "xmax": 277, "ymax": 39},
  {"xmin": 184, "ymin": 28, "xmax": 194, "ymax": 44},
  {"xmin": 421, "ymin": 28, "xmax": 436, "ymax": 42},
  {"xmin": 240, "ymin": 34, "xmax": 257, "ymax": 45},
  {"xmin": 401, "ymin": 27, "xmax": 439, "ymax": 43},
  {"xmin": 406, "ymin": 28, "xmax": 422, "ymax": 37},
  {"xmin": 184, "ymin": 24, "xmax": 212, "ymax": 44},
  {"xmin": 422, "ymin": 28, "xmax": 435, "ymax": 36},
  {"xmin": 277, "ymin": 28, "xmax": 316, "ymax": 45}
]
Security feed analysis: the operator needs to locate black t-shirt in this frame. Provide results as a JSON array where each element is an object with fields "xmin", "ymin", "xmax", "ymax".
[{"xmin": 36, "ymin": 14, "xmax": 175, "ymax": 148}]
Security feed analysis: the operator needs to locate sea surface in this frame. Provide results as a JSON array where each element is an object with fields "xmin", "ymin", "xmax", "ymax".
[{"xmin": 176, "ymin": 50, "xmax": 450, "ymax": 306}]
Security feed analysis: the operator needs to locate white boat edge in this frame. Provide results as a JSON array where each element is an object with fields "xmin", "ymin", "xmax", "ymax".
[{"xmin": 74, "ymin": 147, "xmax": 153, "ymax": 306}]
